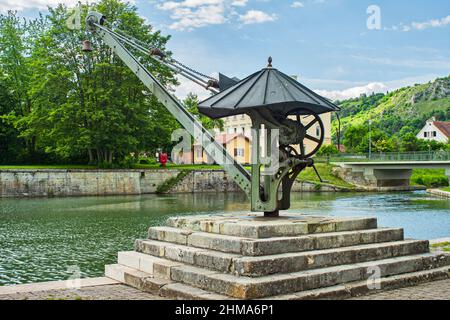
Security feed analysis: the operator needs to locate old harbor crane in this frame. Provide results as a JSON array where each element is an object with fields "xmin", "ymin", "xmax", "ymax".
[{"xmin": 84, "ymin": 11, "xmax": 340, "ymax": 216}]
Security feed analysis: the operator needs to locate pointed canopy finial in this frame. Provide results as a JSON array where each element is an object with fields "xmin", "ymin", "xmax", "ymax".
[{"xmin": 267, "ymin": 56, "xmax": 273, "ymax": 68}]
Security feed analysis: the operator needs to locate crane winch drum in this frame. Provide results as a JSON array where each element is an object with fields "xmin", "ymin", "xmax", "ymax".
[{"xmin": 84, "ymin": 11, "xmax": 340, "ymax": 217}]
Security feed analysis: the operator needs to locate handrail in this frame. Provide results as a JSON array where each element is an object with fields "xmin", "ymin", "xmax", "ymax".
[{"xmin": 315, "ymin": 151, "xmax": 450, "ymax": 163}]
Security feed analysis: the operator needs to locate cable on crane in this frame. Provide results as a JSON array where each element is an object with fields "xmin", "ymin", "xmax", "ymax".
[{"xmin": 91, "ymin": 20, "xmax": 219, "ymax": 93}]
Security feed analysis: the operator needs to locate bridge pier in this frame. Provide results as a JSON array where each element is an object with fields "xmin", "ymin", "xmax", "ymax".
[
  {"xmin": 341, "ymin": 167, "xmax": 413, "ymax": 188},
  {"xmin": 333, "ymin": 161, "xmax": 450, "ymax": 190}
]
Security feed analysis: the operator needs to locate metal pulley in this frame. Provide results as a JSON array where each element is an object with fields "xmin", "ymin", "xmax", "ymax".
[
  {"xmin": 206, "ymin": 79, "xmax": 220, "ymax": 90},
  {"xmin": 149, "ymin": 48, "xmax": 166, "ymax": 59},
  {"xmin": 82, "ymin": 40, "xmax": 93, "ymax": 52}
]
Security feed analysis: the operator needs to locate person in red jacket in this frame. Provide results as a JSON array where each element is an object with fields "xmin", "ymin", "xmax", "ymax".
[{"xmin": 159, "ymin": 152, "xmax": 168, "ymax": 167}]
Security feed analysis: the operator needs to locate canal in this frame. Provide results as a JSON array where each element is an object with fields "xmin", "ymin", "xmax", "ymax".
[{"xmin": 1, "ymin": 191, "xmax": 449, "ymax": 286}]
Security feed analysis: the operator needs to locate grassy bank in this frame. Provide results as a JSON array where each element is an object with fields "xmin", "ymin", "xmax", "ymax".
[
  {"xmin": 431, "ymin": 242, "xmax": 450, "ymax": 252},
  {"xmin": 411, "ymin": 169, "xmax": 449, "ymax": 188},
  {"xmin": 442, "ymin": 187, "xmax": 450, "ymax": 192},
  {"xmin": 297, "ymin": 163, "xmax": 355, "ymax": 189},
  {"xmin": 0, "ymin": 164, "xmax": 224, "ymax": 170}
]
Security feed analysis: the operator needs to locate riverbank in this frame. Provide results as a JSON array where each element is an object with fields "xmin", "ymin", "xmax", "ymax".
[
  {"xmin": 0, "ymin": 167, "xmax": 353, "ymax": 198},
  {"xmin": 0, "ymin": 164, "xmax": 435, "ymax": 198}
]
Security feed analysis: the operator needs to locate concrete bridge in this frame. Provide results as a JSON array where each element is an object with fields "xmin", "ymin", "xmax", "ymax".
[{"xmin": 332, "ymin": 161, "xmax": 450, "ymax": 188}]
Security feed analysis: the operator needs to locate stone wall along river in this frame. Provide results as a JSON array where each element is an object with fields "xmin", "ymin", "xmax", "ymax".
[{"xmin": 0, "ymin": 169, "xmax": 342, "ymax": 198}]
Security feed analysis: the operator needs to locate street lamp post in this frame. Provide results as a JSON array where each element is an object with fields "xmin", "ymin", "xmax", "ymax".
[{"xmin": 368, "ymin": 118, "xmax": 372, "ymax": 160}]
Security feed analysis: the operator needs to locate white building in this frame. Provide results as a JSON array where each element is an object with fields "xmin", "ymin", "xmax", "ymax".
[{"xmin": 417, "ymin": 117, "xmax": 450, "ymax": 144}]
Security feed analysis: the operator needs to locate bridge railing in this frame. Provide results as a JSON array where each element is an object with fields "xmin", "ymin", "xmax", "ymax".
[{"xmin": 315, "ymin": 151, "xmax": 450, "ymax": 163}]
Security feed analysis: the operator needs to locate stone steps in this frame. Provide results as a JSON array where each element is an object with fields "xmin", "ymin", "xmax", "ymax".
[
  {"xmin": 105, "ymin": 262, "xmax": 450, "ymax": 300},
  {"xmin": 168, "ymin": 253, "xmax": 450, "ymax": 299},
  {"xmin": 148, "ymin": 226, "xmax": 404, "ymax": 256},
  {"xmin": 105, "ymin": 264, "xmax": 232, "ymax": 300},
  {"xmin": 166, "ymin": 214, "xmax": 377, "ymax": 239},
  {"xmin": 134, "ymin": 238, "xmax": 429, "ymax": 276},
  {"xmin": 104, "ymin": 213, "xmax": 450, "ymax": 299}
]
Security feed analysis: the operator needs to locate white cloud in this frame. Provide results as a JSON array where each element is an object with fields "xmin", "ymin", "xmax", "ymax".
[
  {"xmin": 167, "ymin": 4, "xmax": 227, "ymax": 30},
  {"xmin": 0, "ymin": 0, "xmax": 138, "ymax": 12},
  {"xmin": 231, "ymin": 0, "xmax": 248, "ymax": 7},
  {"xmin": 156, "ymin": 0, "xmax": 277, "ymax": 30},
  {"xmin": 291, "ymin": 2, "xmax": 304, "ymax": 8},
  {"xmin": 411, "ymin": 15, "xmax": 450, "ymax": 30},
  {"xmin": 313, "ymin": 73, "xmax": 443, "ymax": 101},
  {"xmin": 239, "ymin": 10, "xmax": 277, "ymax": 25},
  {"xmin": 316, "ymin": 82, "xmax": 389, "ymax": 101},
  {"xmin": 0, "ymin": 0, "xmax": 79, "ymax": 11},
  {"xmin": 389, "ymin": 15, "xmax": 450, "ymax": 32}
]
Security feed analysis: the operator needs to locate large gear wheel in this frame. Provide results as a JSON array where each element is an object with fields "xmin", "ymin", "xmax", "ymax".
[{"xmin": 280, "ymin": 109, "xmax": 325, "ymax": 159}]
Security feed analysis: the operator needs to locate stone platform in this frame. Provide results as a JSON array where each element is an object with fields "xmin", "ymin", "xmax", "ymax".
[{"xmin": 105, "ymin": 213, "xmax": 450, "ymax": 300}]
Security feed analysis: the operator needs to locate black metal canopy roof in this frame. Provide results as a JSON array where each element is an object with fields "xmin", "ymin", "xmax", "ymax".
[{"xmin": 198, "ymin": 65, "xmax": 340, "ymax": 120}]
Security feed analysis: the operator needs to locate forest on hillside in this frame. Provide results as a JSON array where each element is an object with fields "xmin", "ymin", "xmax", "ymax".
[{"xmin": 332, "ymin": 76, "xmax": 450, "ymax": 154}]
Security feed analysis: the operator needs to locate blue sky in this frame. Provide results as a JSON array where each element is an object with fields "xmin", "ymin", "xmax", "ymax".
[{"xmin": 3, "ymin": 0, "xmax": 450, "ymax": 100}]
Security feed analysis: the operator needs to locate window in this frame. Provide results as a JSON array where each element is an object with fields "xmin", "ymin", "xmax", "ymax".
[
  {"xmin": 424, "ymin": 132, "xmax": 428, "ymax": 138},
  {"xmin": 234, "ymin": 148, "xmax": 244, "ymax": 157},
  {"xmin": 433, "ymin": 131, "xmax": 437, "ymax": 137},
  {"xmin": 316, "ymin": 126, "xmax": 321, "ymax": 137},
  {"xmin": 196, "ymin": 148, "xmax": 202, "ymax": 158}
]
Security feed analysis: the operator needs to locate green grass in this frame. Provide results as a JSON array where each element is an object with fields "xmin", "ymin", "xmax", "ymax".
[
  {"xmin": 411, "ymin": 169, "xmax": 449, "ymax": 188},
  {"xmin": 431, "ymin": 242, "xmax": 450, "ymax": 253},
  {"xmin": 431, "ymin": 242, "xmax": 450, "ymax": 248},
  {"xmin": 442, "ymin": 187, "xmax": 450, "ymax": 192},
  {"xmin": 156, "ymin": 170, "xmax": 190, "ymax": 194},
  {"xmin": 0, "ymin": 164, "xmax": 226, "ymax": 170},
  {"xmin": 297, "ymin": 163, "xmax": 355, "ymax": 189}
]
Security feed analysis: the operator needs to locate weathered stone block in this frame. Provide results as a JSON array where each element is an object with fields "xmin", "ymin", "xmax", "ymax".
[
  {"xmin": 188, "ymin": 232, "xmax": 243, "ymax": 254},
  {"xmin": 148, "ymin": 226, "xmax": 191, "ymax": 245},
  {"xmin": 153, "ymin": 260, "xmax": 183, "ymax": 280},
  {"xmin": 135, "ymin": 239, "xmax": 165, "ymax": 257},
  {"xmin": 164, "ymin": 244, "xmax": 206, "ymax": 265}
]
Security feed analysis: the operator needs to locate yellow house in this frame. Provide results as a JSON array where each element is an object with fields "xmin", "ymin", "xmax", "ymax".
[{"xmin": 194, "ymin": 133, "xmax": 252, "ymax": 165}]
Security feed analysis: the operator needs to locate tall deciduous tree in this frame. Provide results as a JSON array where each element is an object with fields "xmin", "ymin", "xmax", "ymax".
[{"xmin": 13, "ymin": 0, "xmax": 179, "ymax": 165}]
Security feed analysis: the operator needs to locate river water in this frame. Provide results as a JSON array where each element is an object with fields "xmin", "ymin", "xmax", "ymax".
[{"xmin": 0, "ymin": 191, "xmax": 449, "ymax": 286}]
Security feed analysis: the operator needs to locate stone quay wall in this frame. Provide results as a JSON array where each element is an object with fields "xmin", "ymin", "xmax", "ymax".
[{"xmin": 0, "ymin": 169, "xmax": 344, "ymax": 198}]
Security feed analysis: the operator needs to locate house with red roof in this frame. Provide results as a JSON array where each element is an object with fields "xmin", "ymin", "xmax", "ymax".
[{"xmin": 417, "ymin": 117, "xmax": 450, "ymax": 144}]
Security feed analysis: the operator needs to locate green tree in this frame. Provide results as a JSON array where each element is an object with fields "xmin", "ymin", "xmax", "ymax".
[
  {"xmin": 400, "ymin": 133, "xmax": 421, "ymax": 152},
  {"xmin": 17, "ymin": 0, "xmax": 178, "ymax": 165},
  {"xmin": 0, "ymin": 11, "xmax": 38, "ymax": 162},
  {"xmin": 316, "ymin": 144, "xmax": 339, "ymax": 156},
  {"xmin": 342, "ymin": 124, "xmax": 368, "ymax": 152}
]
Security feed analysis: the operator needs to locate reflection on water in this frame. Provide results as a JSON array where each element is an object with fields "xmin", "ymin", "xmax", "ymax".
[{"xmin": 0, "ymin": 191, "xmax": 449, "ymax": 286}]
